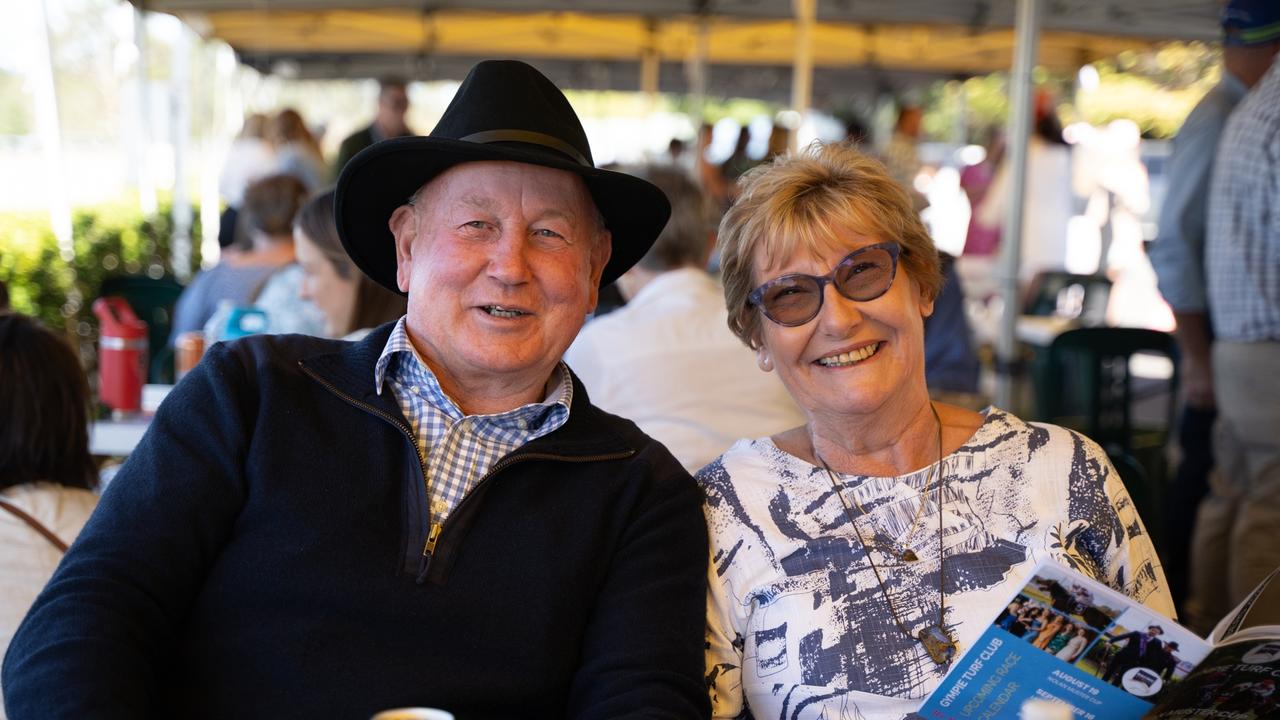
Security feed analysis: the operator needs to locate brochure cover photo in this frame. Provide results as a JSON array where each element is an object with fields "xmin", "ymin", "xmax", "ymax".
[
  {"xmin": 1144, "ymin": 638, "xmax": 1280, "ymax": 719},
  {"xmin": 916, "ymin": 559, "xmax": 1209, "ymax": 720},
  {"xmin": 1144, "ymin": 566, "xmax": 1280, "ymax": 719}
]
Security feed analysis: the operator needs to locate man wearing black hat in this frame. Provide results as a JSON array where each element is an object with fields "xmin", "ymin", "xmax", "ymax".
[
  {"xmin": 3, "ymin": 61, "xmax": 709, "ymax": 719},
  {"xmin": 1102, "ymin": 625, "xmax": 1165, "ymax": 687}
]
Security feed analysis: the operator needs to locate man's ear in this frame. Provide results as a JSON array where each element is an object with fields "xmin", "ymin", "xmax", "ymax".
[
  {"xmin": 389, "ymin": 205, "xmax": 416, "ymax": 293},
  {"xmin": 586, "ymin": 229, "xmax": 613, "ymax": 310}
]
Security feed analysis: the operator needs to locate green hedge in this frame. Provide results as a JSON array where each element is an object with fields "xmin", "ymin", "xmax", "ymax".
[{"xmin": 0, "ymin": 200, "xmax": 204, "ymax": 366}]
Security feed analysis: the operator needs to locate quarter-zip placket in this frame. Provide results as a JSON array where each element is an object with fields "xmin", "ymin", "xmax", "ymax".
[
  {"xmin": 299, "ymin": 363, "xmax": 434, "ymax": 560},
  {"xmin": 416, "ymin": 448, "xmax": 634, "ymax": 584},
  {"xmin": 301, "ymin": 361, "xmax": 635, "ymax": 583}
]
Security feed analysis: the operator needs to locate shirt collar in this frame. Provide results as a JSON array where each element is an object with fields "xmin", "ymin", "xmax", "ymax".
[
  {"xmin": 374, "ymin": 316, "xmax": 573, "ymax": 418},
  {"xmin": 1221, "ymin": 70, "xmax": 1250, "ymax": 103}
]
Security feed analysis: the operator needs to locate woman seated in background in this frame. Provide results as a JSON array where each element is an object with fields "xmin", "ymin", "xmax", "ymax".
[
  {"xmin": 700, "ymin": 142, "xmax": 1173, "ymax": 719},
  {"xmin": 0, "ymin": 313, "xmax": 99, "ymax": 689},
  {"xmin": 292, "ymin": 189, "xmax": 407, "ymax": 340},
  {"xmin": 170, "ymin": 174, "xmax": 314, "ymax": 342}
]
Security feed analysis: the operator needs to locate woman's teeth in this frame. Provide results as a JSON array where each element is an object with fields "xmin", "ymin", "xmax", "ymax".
[
  {"xmin": 817, "ymin": 342, "xmax": 880, "ymax": 367},
  {"xmin": 483, "ymin": 305, "xmax": 526, "ymax": 318}
]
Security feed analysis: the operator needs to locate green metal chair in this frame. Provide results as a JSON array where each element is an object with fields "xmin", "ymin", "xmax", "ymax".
[
  {"xmin": 98, "ymin": 275, "xmax": 185, "ymax": 384},
  {"xmin": 1032, "ymin": 327, "xmax": 1180, "ymax": 537}
]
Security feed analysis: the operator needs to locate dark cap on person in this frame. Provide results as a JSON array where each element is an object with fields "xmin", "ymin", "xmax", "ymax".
[
  {"xmin": 1222, "ymin": 0, "xmax": 1280, "ymax": 47},
  {"xmin": 335, "ymin": 60, "xmax": 672, "ymax": 294}
]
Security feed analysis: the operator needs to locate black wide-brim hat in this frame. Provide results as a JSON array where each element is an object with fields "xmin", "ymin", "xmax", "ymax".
[{"xmin": 335, "ymin": 60, "xmax": 671, "ymax": 293}]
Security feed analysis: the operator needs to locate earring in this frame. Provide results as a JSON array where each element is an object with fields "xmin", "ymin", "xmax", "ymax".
[{"xmin": 757, "ymin": 350, "xmax": 773, "ymax": 372}]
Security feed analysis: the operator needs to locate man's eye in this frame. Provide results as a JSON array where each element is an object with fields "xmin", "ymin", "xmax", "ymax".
[
  {"xmin": 463, "ymin": 221, "xmax": 489, "ymax": 230},
  {"xmin": 532, "ymin": 228, "xmax": 570, "ymax": 246}
]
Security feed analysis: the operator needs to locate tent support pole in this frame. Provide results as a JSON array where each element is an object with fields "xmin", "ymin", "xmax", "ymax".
[
  {"xmin": 994, "ymin": 0, "xmax": 1041, "ymax": 411},
  {"xmin": 687, "ymin": 15, "xmax": 710, "ymax": 123},
  {"xmin": 641, "ymin": 19, "xmax": 660, "ymax": 112},
  {"xmin": 34, "ymin": 0, "xmax": 71, "ymax": 260},
  {"xmin": 170, "ymin": 23, "xmax": 193, "ymax": 281},
  {"xmin": 134, "ymin": 4, "xmax": 158, "ymax": 217},
  {"xmin": 790, "ymin": 0, "xmax": 816, "ymax": 151}
]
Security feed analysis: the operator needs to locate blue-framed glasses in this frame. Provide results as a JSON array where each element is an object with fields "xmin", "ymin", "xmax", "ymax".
[{"xmin": 747, "ymin": 242, "xmax": 901, "ymax": 327}]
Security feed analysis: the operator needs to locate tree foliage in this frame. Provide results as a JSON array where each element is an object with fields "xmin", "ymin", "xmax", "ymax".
[{"xmin": 0, "ymin": 200, "xmax": 202, "ymax": 369}]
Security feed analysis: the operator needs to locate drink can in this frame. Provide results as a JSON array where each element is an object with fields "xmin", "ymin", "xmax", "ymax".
[{"xmin": 175, "ymin": 331, "xmax": 205, "ymax": 381}]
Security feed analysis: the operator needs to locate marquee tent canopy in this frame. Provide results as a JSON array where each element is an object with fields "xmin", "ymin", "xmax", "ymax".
[
  {"xmin": 130, "ymin": 0, "xmax": 1220, "ymax": 100},
  {"xmin": 123, "ymin": 0, "xmax": 1223, "ymax": 406}
]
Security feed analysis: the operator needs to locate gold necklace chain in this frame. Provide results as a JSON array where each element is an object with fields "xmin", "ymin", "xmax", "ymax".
[
  {"xmin": 842, "ymin": 449, "xmax": 935, "ymax": 559},
  {"xmin": 818, "ymin": 402, "xmax": 955, "ymax": 664}
]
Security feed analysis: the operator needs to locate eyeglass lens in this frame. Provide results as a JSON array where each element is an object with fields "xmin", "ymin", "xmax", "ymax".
[{"xmin": 756, "ymin": 245, "xmax": 896, "ymax": 326}]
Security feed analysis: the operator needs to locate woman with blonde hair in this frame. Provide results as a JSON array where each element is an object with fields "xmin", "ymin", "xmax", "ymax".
[
  {"xmin": 1056, "ymin": 625, "xmax": 1090, "ymax": 663},
  {"xmin": 701, "ymin": 142, "xmax": 1172, "ymax": 719}
]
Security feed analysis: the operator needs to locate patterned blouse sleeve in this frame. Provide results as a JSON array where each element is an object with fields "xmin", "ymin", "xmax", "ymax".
[
  {"xmin": 700, "ymin": 458, "xmax": 749, "ymax": 719},
  {"xmin": 705, "ymin": 553, "xmax": 746, "ymax": 719},
  {"xmin": 1060, "ymin": 429, "xmax": 1177, "ymax": 619}
]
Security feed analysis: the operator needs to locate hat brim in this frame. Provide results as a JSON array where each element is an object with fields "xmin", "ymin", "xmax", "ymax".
[{"xmin": 335, "ymin": 135, "xmax": 671, "ymax": 294}]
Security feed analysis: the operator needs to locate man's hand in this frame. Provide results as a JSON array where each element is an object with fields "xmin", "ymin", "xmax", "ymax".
[
  {"xmin": 1183, "ymin": 353, "xmax": 1216, "ymax": 409},
  {"xmin": 1173, "ymin": 311, "xmax": 1215, "ymax": 410}
]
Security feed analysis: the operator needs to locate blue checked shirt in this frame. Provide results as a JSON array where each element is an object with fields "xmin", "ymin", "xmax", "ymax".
[
  {"xmin": 374, "ymin": 317, "xmax": 573, "ymax": 529},
  {"xmin": 1207, "ymin": 55, "xmax": 1280, "ymax": 342},
  {"xmin": 1149, "ymin": 71, "xmax": 1247, "ymax": 313}
]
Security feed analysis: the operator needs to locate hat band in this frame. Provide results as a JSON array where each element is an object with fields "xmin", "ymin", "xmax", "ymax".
[
  {"xmin": 458, "ymin": 129, "xmax": 591, "ymax": 167},
  {"xmin": 1240, "ymin": 19, "xmax": 1280, "ymax": 44}
]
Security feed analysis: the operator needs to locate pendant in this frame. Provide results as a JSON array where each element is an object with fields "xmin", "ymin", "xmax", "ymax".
[{"xmin": 917, "ymin": 625, "xmax": 957, "ymax": 665}]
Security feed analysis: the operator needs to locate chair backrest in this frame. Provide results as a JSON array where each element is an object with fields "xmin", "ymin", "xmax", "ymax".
[
  {"xmin": 1039, "ymin": 327, "xmax": 1180, "ymax": 452},
  {"xmin": 1036, "ymin": 327, "xmax": 1179, "ymax": 540},
  {"xmin": 1023, "ymin": 271, "xmax": 1112, "ymax": 327},
  {"xmin": 98, "ymin": 275, "xmax": 185, "ymax": 384}
]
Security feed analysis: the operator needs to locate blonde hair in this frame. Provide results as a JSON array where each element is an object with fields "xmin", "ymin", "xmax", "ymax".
[{"xmin": 717, "ymin": 141, "xmax": 942, "ymax": 349}]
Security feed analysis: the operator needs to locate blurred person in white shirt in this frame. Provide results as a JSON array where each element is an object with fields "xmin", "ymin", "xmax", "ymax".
[{"xmin": 565, "ymin": 166, "xmax": 804, "ymax": 472}]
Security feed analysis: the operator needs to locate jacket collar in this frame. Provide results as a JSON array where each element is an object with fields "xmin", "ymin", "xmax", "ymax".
[{"xmin": 298, "ymin": 321, "xmax": 636, "ymax": 459}]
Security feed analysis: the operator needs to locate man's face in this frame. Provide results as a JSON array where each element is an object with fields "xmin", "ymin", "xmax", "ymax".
[
  {"xmin": 390, "ymin": 161, "xmax": 610, "ymax": 406},
  {"xmin": 377, "ymin": 86, "xmax": 409, "ymax": 128}
]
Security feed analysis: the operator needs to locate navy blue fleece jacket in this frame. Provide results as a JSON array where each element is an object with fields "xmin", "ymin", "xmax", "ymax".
[{"xmin": 2, "ymin": 325, "xmax": 709, "ymax": 719}]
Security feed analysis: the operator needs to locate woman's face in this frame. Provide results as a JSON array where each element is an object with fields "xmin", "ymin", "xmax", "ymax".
[
  {"xmin": 751, "ymin": 228, "xmax": 933, "ymax": 425},
  {"xmin": 295, "ymin": 227, "xmax": 359, "ymax": 337}
]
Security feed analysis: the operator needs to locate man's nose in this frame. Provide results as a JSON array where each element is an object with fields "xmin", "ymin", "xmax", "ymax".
[{"xmin": 486, "ymin": 230, "xmax": 534, "ymax": 285}]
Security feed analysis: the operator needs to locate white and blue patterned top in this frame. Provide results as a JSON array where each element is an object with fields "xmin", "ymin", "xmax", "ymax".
[
  {"xmin": 1207, "ymin": 54, "xmax": 1280, "ymax": 342},
  {"xmin": 374, "ymin": 317, "xmax": 572, "ymax": 527},
  {"xmin": 700, "ymin": 408, "xmax": 1174, "ymax": 720}
]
